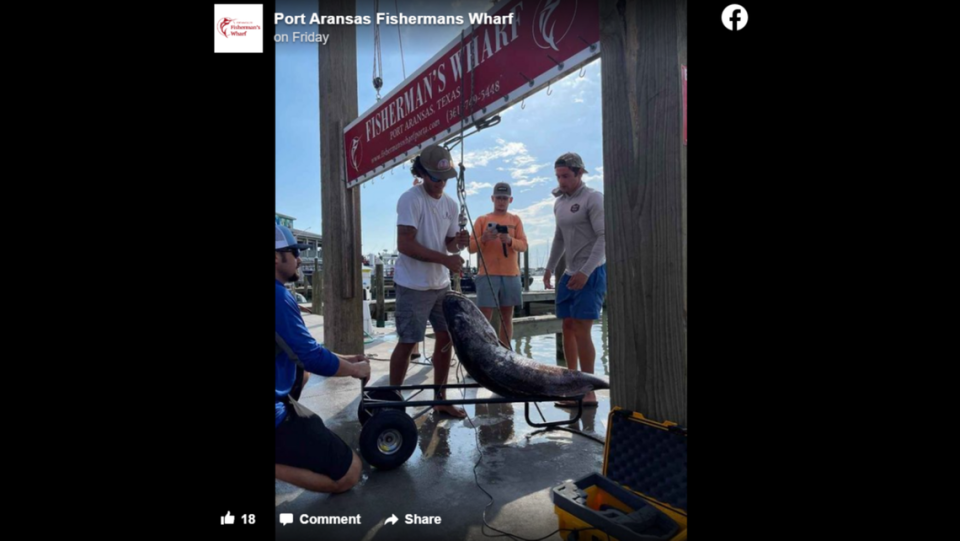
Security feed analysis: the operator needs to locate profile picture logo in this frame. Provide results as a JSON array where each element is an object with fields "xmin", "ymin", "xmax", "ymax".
[
  {"xmin": 722, "ymin": 5, "xmax": 748, "ymax": 31},
  {"xmin": 217, "ymin": 17, "xmax": 236, "ymax": 38},
  {"xmin": 214, "ymin": 4, "xmax": 264, "ymax": 53}
]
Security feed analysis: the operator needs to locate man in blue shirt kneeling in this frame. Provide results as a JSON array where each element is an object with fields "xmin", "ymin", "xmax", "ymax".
[{"xmin": 275, "ymin": 223, "xmax": 371, "ymax": 493}]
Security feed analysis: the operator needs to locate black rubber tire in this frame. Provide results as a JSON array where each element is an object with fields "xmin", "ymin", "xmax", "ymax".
[
  {"xmin": 359, "ymin": 410, "xmax": 418, "ymax": 470},
  {"xmin": 358, "ymin": 389, "xmax": 404, "ymax": 425}
]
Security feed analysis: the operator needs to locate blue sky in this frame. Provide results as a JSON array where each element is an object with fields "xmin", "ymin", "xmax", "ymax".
[{"xmin": 275, "ymin": 0, "xmax": 603, "ymax": 267}]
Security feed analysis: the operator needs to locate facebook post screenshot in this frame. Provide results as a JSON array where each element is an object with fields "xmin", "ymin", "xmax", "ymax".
[{"xmin": 202, "ymin": 1, "xmax": 783, "ymax": 539}]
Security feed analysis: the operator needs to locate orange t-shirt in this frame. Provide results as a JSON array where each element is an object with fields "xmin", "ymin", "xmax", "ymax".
[{"xmin": 468, "ymin": 212, "xmax": 528, "ymax": 276}]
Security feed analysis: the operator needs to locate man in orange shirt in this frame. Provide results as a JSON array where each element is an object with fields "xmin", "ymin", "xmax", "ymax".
[{"xmin": 468, "ymin": 182, "xmax": 528, "ymax": 344}]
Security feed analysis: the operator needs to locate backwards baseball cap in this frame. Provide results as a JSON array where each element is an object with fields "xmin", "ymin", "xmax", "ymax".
[
  {"xmin": 418, "ymin": 144, "xmax": 458, "ymax": 180},
  {"xmin": 275, "ymin": 223, "xmax": 309, "ymax": 251},
  {"xmin": 555, "ymin": 152, "xmax": 588, "ymax": 174},
  {"xmin": 493, "ymin": 182, "xmax": 512, "ymax": 196}
]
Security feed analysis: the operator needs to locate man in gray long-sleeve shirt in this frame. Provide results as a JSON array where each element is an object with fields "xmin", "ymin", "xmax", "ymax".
[{"xmin": 544, "ymin": 152, "xmax": 606, "ymax": 408}]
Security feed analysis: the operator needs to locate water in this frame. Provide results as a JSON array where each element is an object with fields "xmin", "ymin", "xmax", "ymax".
[
  {"xmin": 381, "ymin": 273, "xmax": 610, "ymax": 375},
  {"xmin": 510, "ymin": 312, "xmax": 609, "ymax": 376},
  {"xmin": 514, "ymin": 272, "xmax": 609, "ymax": 374}
]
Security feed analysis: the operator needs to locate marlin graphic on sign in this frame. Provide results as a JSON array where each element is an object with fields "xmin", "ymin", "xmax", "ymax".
[
  {"xmin": 533, "ymin": 0, "xmax": 576, "ymax": 52},
  {"xmin": 538, "ymin": 0, "xmax": 561, "ymax": 50},
  {"xmin": 218, "ymin": 18, "xmax": 235, "ymax": 38},
  {"xmin": 351, "ymin": 136, "xmax": 362, "ymax": 172}
]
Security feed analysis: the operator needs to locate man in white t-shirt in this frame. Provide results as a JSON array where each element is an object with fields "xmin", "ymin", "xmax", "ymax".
[{"xmin": 390, "ymin": 144, "xmax": 470, "ymax": 418}]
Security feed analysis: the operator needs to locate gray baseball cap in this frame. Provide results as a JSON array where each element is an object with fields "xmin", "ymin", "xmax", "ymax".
[
  {"xmin": 555, "ymin": 152, "xmax": 588, "ymax": 174},
  {"xmin": 493, "ymin": 182, "xmax": 512, "ymax": 196}
]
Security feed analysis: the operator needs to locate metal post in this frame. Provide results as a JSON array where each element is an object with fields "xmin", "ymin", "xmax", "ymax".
[{"xmin": 376, "ymin": 262, "xmax": 385, "ymax": 328}]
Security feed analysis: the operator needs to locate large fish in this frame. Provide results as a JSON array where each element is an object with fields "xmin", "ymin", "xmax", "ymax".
[{"xmin": 442, "ymin": 291, "xmax": 609, "ymax": 399}]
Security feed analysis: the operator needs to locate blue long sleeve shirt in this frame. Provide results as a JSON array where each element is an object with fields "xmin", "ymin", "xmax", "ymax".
[{"xmin": 276, "ymin": 280, "xmax": 339, "ymax": 426}]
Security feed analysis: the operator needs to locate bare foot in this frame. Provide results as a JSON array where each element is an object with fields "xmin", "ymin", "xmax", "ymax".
[
  {"xmin": 555, "ymin": 393, "xmax": 598, "ymax": 408},
  {"xmin": 433, "ymin": 404, "xmax": 467, "ymax": 418}
]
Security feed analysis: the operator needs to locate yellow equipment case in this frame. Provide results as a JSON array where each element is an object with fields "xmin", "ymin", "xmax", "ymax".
[{"xmin": 552, "ymin": 407, "xmax": 688, "ymax": 541}]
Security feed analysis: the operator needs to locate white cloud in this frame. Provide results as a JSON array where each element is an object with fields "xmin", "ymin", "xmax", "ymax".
[
  {"xmin": 465, "ymin": 181, "xmax": 493, "ymax": 196},
  {"xmin": 512, "ymin": 154, "xmax": 536, "ymax": 166},
  {"xmin": 512, "ymin": 196, "xmax": 559, "ymax": 248},
  {"xmin": 461, "ymin": 138, "xmax": 550, "ymax": 185},
  {"xmin": 461, "ymin": 138, "xmax": 527, "ymax": 167},
  {"xmin": 514, "ymin": 176, "xmax": 550, "ymax": 187},
  {"xmin": 514, "ymin": 196, "xmax": 555, "ymax": 221},
  {"xmin": 511, "ymin": 163, "xmax": 548, "ymax": 181},
  {"xmin": 582, "ymin": 168, "xmax": 604, "ymax": 192}
]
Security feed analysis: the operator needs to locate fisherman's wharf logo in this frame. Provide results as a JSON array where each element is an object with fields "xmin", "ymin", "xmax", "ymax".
[
  {"xmin": 214, "ymin": 4, "xmax": 264, "ymax": 53},
  {"xmin": 532, "ymin": 0, "xmax": 577, "ymax": 52},
  {"xmin": 351, "ymin": 136, "xmax": 363, "ymax": 173},
  {"xmin": 217, "ymin": 17, "xmax": 261, "ymax": 38}
]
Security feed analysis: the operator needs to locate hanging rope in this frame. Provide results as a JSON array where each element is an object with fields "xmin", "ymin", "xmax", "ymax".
[
  {"xmin": 443, "ymin": 115, "xmax": 500, "ymax": 152},
  {"xmin": 395, "ymin": 0, "xmax": 406, "ymax": 79},
  {"xmin": 452, "ymin": 27, "xmax": 512, "ymax": 351},
  {"xmin": 444, "ymin": 23, "xmax": 500, "ymax": 153},
  {"xmin": 372, "ymin": 0, "xmax": 384, "ymax": 100}
]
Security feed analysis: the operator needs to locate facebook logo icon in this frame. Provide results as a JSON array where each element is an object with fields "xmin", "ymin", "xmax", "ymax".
[{"xmin": 723, "ymin": 5, "xmax": 749, "ymax": 31}]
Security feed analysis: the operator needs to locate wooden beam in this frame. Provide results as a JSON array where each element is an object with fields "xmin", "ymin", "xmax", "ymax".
[
  {"xmin": 428, "ymin": 315, "xmax": 562, "ymax": 339},
  {"xmin": 601, "ymin": 0, "xmax": 687, "ymax": 425},
  {"xmin": 318, "ymin": 0, "xmax": 363, "ymax": 354}
]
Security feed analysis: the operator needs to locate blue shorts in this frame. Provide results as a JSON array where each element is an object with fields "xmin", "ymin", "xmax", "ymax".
[
  {"xmin": 475, "ymin": 275, "xmax": 523, "ymax": 308},
  {"xmin": 556, "ymin": 264, "xmax": 606, "ymax": 320}
]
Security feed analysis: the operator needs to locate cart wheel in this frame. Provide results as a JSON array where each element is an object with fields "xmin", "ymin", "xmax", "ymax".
[
  {"xmin": 359, "ymin": 410, "xmax": 418, "ymax": 470},
  {"xmin": 358, "ymin": 389, "xmax": 405, "ymax": 425}
]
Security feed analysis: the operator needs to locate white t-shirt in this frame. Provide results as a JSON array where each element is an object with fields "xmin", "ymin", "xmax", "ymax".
[{"xmin": 394, "ymin": 184, "xmax": 459, "ymax": 290}]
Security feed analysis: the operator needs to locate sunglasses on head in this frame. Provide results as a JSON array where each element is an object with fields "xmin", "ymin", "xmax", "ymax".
[{"xmin": 426, "ymin": 171, "xmax": 447, "ymax": 183}]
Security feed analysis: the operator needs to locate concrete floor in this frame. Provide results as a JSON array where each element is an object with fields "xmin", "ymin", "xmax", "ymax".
[{"xmin": 276, "ymin": 313, "xmax": 611, "ymax": 541}]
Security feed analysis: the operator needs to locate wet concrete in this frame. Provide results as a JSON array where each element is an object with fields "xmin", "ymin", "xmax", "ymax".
[{"xmin": 277, "ymin": 315, "xmax": 610, "ymax": 541}]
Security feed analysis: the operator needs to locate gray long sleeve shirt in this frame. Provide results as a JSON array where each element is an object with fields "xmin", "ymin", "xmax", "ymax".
[{"xmin": 546, "ymin": 183, "xmax": 606, "ymax": 277}]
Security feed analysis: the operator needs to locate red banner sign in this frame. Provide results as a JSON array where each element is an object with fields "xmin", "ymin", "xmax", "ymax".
[{"xmin": 344, "ymin": 0, "xmax": 600, "ymax": 187}]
